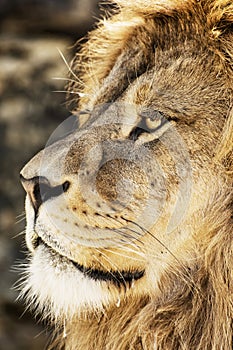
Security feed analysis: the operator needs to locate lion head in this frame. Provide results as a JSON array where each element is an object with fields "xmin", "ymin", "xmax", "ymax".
[{"xmin": 19, "ymin": 1, "xmax": 232, "ymax": 349}]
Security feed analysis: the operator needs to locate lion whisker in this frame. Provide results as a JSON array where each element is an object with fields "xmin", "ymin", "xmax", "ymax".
[
  {"xmin": 15, "ymin": 215, "xmax": 26, "ymax": 224},
  {"xmin": 95, "ymin": 248, "xmax": 128, "ymax": 286},
  {"xmin": 57, "ymin": 48, "xmax": 82, "ymax": 84},
  {"xmin": 16, "ymin": 211, "xmax": 26, "ymax": 219},
  {"xmin": 52, "ymin": 90, "xmax": 88, "ymax": 98},
  {"xmin": 102, "ymin": 247, "xmax": 145, "ymax": 263},
  {"xmin": 12, "ymin": 230, "xmax": 26, "ymax": 239},
  {"xmin": 125, "ymin": 219, "xmax": 201, "ymax": 294},
  {"xmin": 52, "ymin": 77, "xmax": 80, "ymax": 84},
  {"xmin": 92, "ymin": 254, "xmax": 124, "ymax": 284},
  {"xmin": 125, "ymin": 219, "xmax": 179, "ymax": 260},
  {"xmin": 15, "ymin": 211, "xmax": 26, "ymax": 224}
]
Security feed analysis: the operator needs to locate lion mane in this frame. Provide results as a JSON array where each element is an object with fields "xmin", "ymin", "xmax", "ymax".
[
  {"xmin": 20, "ymin": 1, "xmax": 232, "ymax": 349},
  {"xmin": 66, "ymin": 1, "xmax": 233, "ymax": 349}
]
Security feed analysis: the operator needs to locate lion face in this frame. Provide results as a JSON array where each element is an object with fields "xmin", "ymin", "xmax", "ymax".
[{"xmin": 20, "ymin": 1, "xmax": 231, "ymax": 323}]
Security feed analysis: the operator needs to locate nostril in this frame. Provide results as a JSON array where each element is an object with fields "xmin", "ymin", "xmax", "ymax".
[
  {"xmin": 40, "ymin": 181, "xmax": 70, "ymax": 201},
  {"xmin": 20, "ymin": 174, "xmax": 71, "ymax": 213},
  {"xmin": 33, "ymin": 182, "xmax": 42, "ymax": 209},
  {"xmin": 20, "ymin": 175, "xmax": 44, "ymax": 212},
  {"xmin": 38, "ymin": 182, "xmax": 50, "ymax": 202},
  {"xmin": 20, "ymin": 174, "xmax": 48, "ymax": 213},
  {"xmin": 62, "ymin": 181, "xmax": 70, "ymax": 192}
]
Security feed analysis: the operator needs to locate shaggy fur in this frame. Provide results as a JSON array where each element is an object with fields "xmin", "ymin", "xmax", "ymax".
[
  {"xmin": 67, "ymin": 1, "xmax": 233, "ymax": 348},
  {"xmin": 20, "ymin": 1, "xmax": 232, "ymax": 349}
]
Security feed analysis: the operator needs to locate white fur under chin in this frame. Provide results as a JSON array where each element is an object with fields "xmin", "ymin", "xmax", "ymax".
[{"xmin": 21, "ymin": 245, "xmax": 112, "ymax": 323}]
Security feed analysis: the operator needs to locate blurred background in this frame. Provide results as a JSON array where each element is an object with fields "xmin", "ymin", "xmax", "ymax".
[{"xmin": 0, "ymin": 0, "xmax": 102, "ymax": 348}]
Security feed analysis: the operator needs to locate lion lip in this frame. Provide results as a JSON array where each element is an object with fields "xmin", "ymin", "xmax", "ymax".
[
  {"xmin": 36, "ymin": 236, "xmax": 145, "ymax": 286},
  {"xmin": 72, "ymin": 260, "xmax": 145, "ymax": 286}
]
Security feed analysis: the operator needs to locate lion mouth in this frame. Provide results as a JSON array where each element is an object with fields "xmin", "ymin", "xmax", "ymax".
[
  {"xmin": 71, "ymin": 261, "xmax": 144, "ymax": 286},
  {"xmin": 36, "ymin": 237, "xmax": 145, "ymax": 287}
]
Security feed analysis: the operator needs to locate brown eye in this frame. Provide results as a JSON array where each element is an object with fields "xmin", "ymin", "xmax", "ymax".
[
  {"xmin": 142, "ymin": 110, "xmax": 167, "ymax": 131},
  {"xmin": 128, "ymin": 110, "xmax": 170, "ymax": 142},
  {"xmin": 145, "ymin": 116, "xmax": 164, "ymax": 131}
]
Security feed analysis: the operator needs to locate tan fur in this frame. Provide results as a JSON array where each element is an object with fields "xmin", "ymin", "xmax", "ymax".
[
  {"xmin": 20, "ymin": 1, "xmax": 232, "ymax": 349},
  {"xmin": 66, "ymin": 1, "xmax": 233, "ymax": 348}
]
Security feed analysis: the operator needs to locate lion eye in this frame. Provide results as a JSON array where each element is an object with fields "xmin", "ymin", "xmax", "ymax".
[
  {"xmin": 129, "ymin": 110, "xmax": 167, "ymax": 141},
  {"xmin": 142, "ymin": 110, "xmax": 166, "ymax": 131},
  {"xmin": 144, "ymin": 116, "xmax": 164, "ymax": 131}
]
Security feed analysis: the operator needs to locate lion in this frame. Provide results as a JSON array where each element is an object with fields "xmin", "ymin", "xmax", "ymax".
[{"xmin": 19, "ymin": 0, "xmax": 232, "ymax": 349}]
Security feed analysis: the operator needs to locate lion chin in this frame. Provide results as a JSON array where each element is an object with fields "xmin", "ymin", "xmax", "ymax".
[
  {"xmin": 19, "ymin": 1, "xmax": 232, "ymax": 349},
  {"xmin": 24, "ymin": 243, "xmax": 114, "ymax": 318}
]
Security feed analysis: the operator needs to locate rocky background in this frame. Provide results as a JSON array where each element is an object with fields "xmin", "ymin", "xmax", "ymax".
[{"xmin": 0, "ymin": 1, "xmax": 102, "ymax": 348}]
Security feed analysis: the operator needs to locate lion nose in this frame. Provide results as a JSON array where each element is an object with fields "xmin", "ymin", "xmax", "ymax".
[{"xmin": 20, "ymin": 174, "xmax": 70, "ymax": 213}]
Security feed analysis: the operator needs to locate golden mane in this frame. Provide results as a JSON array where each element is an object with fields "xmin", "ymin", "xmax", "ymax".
[{"xmin": 65, "ymin": 2, "xmax": 233, "ymax": 348}]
